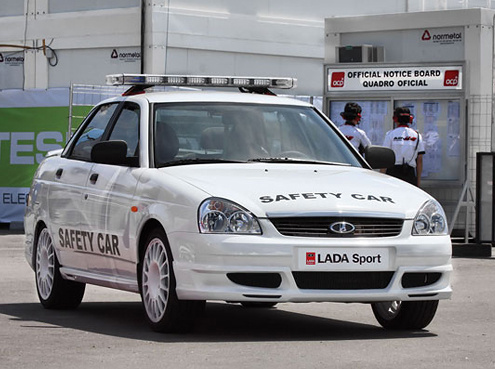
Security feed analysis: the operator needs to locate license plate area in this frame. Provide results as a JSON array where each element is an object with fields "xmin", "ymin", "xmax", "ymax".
[{"xmin": 298, "ymin": 248, "xmax": 390, "ymax": 271}]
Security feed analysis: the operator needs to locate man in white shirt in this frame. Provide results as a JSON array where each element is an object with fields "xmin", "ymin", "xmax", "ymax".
[
  {"xmin": 382, "ymin": 107, "xmax": 425, "ymax": 186},
  {"xmin": 338, "ymin": 102, "xmax": 372, "ymax": 155}
]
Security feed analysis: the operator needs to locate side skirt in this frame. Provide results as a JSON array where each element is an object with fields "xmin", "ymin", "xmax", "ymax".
[{"xmin": 59, "ymin": 267, "xmax": 140, "ymax": 293}]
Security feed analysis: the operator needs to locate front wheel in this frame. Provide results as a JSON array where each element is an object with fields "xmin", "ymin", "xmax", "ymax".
[
  {"xmin": 371, "ymin": 300, "xmax": 439, "ymax": 330},
  {"xmin": 140, "ymin": 229, "xmax": 205, "ymax": 333},
  {"xmin": 35, "ymin": 226, "xmax": 85, "ymax": 309}
]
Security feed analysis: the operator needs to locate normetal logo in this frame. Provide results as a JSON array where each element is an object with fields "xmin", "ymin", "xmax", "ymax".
[
  {"xmin": 110, "ymin": 49, "xmax": 141, "ymax": 62},
  {"xmin": 329, "ymin": 221, "xmax": 355, "ymax": 234},
  {"xmin": 421, "ymin": 29, "xmax": 462, "ymax": 44},
  {"xmin": 0, "ymin": 53, "xmax": 24, "ymax": 65},
  {"xmin": 432, "ymin": 32, "xmax": 462, "ymax": 41}
]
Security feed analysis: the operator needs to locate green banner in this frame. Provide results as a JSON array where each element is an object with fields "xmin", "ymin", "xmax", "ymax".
[
  {"xmin": 0, "ymin": 105, "xmax": 91, "ymax": 187},
  {"xmin": 1, "ymin": 106, "xmax": 67, "ymax": 187},
  {"xmin": 0, "ymin": 105, "xmax": 91, "ymax": 223}
]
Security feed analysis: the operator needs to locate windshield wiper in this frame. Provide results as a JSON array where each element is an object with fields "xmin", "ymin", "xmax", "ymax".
[
  {"xmin": 159, "ymin": 158, "xmax": 244, "ymax": 167},
  {"xmin": 248, "ymin": 157, "xmax": 351, "ymax": 166},
  {"xmin": 160, "ymin": 157, "xmax": 352, "ymax": 167}
]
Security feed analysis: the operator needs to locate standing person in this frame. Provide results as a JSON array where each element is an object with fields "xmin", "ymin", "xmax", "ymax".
[
  {"xmin": 338, "ymin": 102, "xmax": 371, "ymax": 155},
  {"xmin": 382, "ymin": 106, "xmax": 425, "ymax": 186}
]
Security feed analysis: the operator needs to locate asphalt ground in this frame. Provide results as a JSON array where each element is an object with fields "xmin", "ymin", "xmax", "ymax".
[{"xmin": 0, "ymin": 231, "xmax": 494, "ymax": 369}]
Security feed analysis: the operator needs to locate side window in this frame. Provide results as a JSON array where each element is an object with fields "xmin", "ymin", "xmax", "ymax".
[
  {"xmin": 70, "ymin": 103, "xmax": 118, "ymax": 161},
  {"xmin": 108, "ymin": 104, "xmax": 140, "ymax": 161}
]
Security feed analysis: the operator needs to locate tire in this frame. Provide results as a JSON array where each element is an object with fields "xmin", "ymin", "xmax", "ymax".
[
  {"xmin": 35, "ymin": 226, "xmax": 85, "ymax": 309},
  {"xmin": 371, "ymin": 300, "xmax": 439, "ymax": 330},
  {"xmin": 240, "ymin": 302, "xmax": 278, "ymax": 308},
  {"xmin": 140, "ymin": 228, "xmax": 205, "ymax": 333}
]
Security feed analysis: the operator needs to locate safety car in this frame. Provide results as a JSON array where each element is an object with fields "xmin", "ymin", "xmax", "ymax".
[{"xmin": 25, "ymin": 74, "xmax": 452, "ymax": 332}]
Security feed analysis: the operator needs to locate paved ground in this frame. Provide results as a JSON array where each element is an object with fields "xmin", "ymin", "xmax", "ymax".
[{"xmin": 0, "ymin": 232, "xmax": 494, "ymax": 369}]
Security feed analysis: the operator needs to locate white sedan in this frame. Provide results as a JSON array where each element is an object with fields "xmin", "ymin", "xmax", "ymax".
[{"xmin": 25, "ymin": 74, "xmax": 452, "ymax": 332}]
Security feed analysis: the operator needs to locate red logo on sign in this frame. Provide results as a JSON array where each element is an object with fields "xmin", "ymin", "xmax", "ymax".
[
  {"xmin": 331, "ymin": 72, "xmax": 345, "ymax": 88},
  {"xmin": 444, "ymin": 70, "xmax": 459, "ymax": 87},
  {"xmin": 306, "ymin": 252, "xmax": 316, "ymax": 265},
  {"xmin": 422, "ymin": 30, "xmax": 431, "ymax": 41}
]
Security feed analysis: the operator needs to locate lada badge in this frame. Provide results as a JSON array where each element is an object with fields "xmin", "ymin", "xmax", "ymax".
[{"xmin": 329, "ymin": 221, "xmax": 355, "ymax": 234}]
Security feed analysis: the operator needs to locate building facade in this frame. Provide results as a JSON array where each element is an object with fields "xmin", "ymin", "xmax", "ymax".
[{"xmin": 1, "ymin": 0, "xmax": 494, "ymax": 239}]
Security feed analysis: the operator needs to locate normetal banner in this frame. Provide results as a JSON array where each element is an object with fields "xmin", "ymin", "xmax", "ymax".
[{"xmin": 327, "ymin": 65, "xmax": 462, "ymax": 92}]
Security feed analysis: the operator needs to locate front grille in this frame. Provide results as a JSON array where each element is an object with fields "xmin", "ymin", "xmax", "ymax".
[
  {"xmin": 293, "ymin": 271, "xmax": 394, "ymax": 290},
  {"xmin": 270, "ymin": 217, "xmax": 403, "ymax": 238}
]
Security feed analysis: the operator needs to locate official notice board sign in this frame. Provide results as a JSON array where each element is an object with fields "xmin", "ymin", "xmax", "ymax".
[{"xmin": 326, "ymin": 65, "xmax": 463, "ymax": 92}]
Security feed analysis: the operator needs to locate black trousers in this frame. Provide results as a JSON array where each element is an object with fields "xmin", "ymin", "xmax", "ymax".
[{"xmin": 386, "ymin": 165, "xmax": 417, "ymax": 186}]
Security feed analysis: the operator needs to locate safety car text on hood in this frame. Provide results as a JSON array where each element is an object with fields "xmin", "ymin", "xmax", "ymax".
[{"xmin": 259, "ymin": 192, "xmax": 395, "ymax": 203}]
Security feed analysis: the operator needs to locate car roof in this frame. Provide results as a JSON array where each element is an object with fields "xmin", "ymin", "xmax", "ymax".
[{"xmin": 102, "ymin": 90, "xmax": 313, "ymax": 107}]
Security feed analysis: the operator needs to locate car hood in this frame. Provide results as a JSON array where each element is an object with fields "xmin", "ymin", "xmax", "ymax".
[{"xmin": 163, "ymin": 163, "xmax": 432, "ymax": 219}]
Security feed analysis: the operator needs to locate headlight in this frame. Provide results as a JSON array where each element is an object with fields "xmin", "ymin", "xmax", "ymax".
[
  {"xmin": 199, "ymin": 198, "xmax": 262, "ymax": 234},
  {"xmin": 412, "ymin": 199, "xmax": 448, "ymax": 236}
]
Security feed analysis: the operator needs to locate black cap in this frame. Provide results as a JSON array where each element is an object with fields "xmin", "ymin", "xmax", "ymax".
[
  {"xmin": 394, "ymin": 107, "xmax": 412, "ymax": 124},
  {"xmin": 341, "ymin": 102, "xmax": 362, "ymax": 120}
]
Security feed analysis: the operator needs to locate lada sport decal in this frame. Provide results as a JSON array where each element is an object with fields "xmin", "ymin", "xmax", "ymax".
[
  {"xmin": 299, "ymin": 248, "xmax": 390, "ymax": 270},
  {"xmin": 58, "ymin": 228, "xmax": 121, "ymax": 256},
  {"xmin": 307, "ymin": 251, "xmax": 383, "ymax": 265},
  {"xmin": 259, "ymin": 192, "xmax": 395, "ymax": 203}
]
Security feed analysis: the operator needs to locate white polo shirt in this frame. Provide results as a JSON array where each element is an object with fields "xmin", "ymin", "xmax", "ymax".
[
  {"xmin": 338, "ymin": 124, "xmax": 372, "ymax": 151},
  {"xmin": 383, "ymin": 125, "xmax": 425, "ymax": 168}
]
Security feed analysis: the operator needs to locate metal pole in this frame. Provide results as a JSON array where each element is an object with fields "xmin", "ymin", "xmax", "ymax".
[{"xmin": 68, "ymin": 83, "xmax": 74, "ymax": 142}]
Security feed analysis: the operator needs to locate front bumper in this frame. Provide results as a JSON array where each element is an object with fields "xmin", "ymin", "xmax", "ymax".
[{"xmin": 169, "ymin": 219, "xmax": 453, "ymax": 303}]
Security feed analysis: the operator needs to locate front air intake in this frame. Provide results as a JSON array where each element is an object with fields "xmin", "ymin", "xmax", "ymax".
[
  {"xmin": 227, "ymin": 273, "xmax": 282, "ymax": 288},
  {"xmin": 401, "ymin": 273, "xmax": 442, "ymax": 288},
  {"xmin": 293, "ymin": 271, "xmax": 394, "ymax": 290}
]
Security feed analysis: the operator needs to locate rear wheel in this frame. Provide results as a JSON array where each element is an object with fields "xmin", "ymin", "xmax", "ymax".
[
  {"xmin": 35, "ymin": 226, "xmax": 85, "ymax": 309},
  {"xmin": 140, "ymin": 228, "xmax": 205, "ymax": 332},
  {"xmin": 371, "ymin": 300, "xmax": 439, "ymax": 330}
]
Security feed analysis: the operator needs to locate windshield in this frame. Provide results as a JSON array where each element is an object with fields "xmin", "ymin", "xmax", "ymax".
[{"xmin": 153, "ymin": 103, "xmax": 363, "ymax": 168}]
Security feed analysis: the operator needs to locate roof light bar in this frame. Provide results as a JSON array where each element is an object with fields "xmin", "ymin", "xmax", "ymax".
[{"xmin": 106, "ymin": 74, "xmax": 296, "ymax": 89}]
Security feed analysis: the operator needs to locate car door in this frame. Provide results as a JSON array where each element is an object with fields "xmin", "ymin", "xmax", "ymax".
[
  {"xmin": 48, "ymin": 102, "xmax": 120, "ymax": 270},
  {"xmin": 82, "ymin": 102, "xmax": 142, "ymax": 280}
]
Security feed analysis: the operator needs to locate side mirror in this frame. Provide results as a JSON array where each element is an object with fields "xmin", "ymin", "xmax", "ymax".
[
  {"xmin": 364, "ymin": 145, "xmax": 395, "ymax": 169},
  {"xmin": 91, "ymin": 140, "xmax": 128, "ymax": 165}
]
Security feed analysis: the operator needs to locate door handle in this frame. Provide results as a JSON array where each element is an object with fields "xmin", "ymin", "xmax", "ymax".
[
  {"xmin": 55, "ymin": 168, "xmax": 63, "ymax": 179},
  {"xmin": 89, "ymin": 173, "xmax": 99, "ymax": 184}
]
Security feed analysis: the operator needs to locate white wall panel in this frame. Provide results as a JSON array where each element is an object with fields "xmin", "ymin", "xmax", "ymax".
[
  {"xmin": 165, "ymin": 48, "xmax": 323, "ymax": 95},
  {"xmin": 48, "ymin": 0, "xmax": 139, "ymax": 13},
  {"xmin": 48, "ymin": 48, "xmax": 141, "ymax": 87},
  {"xmin": 167, "ymin": 0, "xmax": 407, "ymax": 19},
  {"xmin": 0, "ymin": 0, "xmax": 23, "ymax": 17},
  {"xmin": 166, "ymin": 10, "xmax": 322, "ymax": 58},
  {"xmin": 0, "ymin": 51, "xmax": 24, "ymax": 89},
  {"xmin": 1, "ymin": 0, "xmax": 495, "ymax": 93}
]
